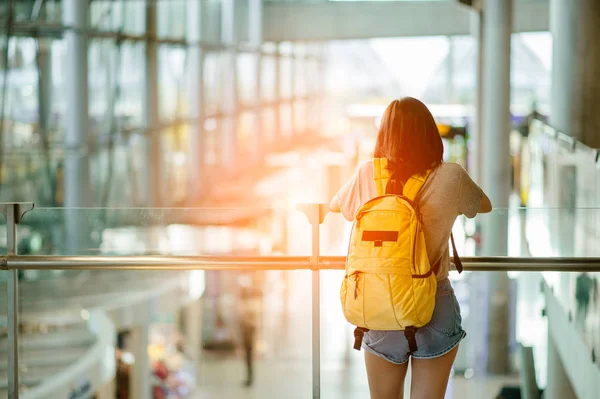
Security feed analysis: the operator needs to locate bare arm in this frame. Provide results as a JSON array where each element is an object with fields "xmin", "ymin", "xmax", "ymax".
[
  {"xmin": 479, "ymin": 193, "xmax": 492, "ymax": 213},
  {"xmin": 330, "ymin": 160, "xmax": 369, "ymax": 221},
  {"xmin": 459, "ymin": 166, "xmax": 492, "ymax": 218}
]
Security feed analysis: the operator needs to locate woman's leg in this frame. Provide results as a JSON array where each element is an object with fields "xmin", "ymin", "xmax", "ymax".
[
  {"xmin": 409, "ymin": 345, "xmax": 459, "ymax": 399},
  {"xmin": 365, "ymin": 350, "xmax": 409, "ymax": 399}
]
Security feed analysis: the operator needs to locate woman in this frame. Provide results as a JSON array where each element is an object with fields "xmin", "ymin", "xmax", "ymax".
[
  {"xmin": 237, "ymin": 271, "xmax": 264, "ymax": 387},
  {"xmin": 330, "ymin": 97, "xmax": 492, "ymax": 399}
]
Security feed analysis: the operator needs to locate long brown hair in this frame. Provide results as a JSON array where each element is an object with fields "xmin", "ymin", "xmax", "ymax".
[{"xmin": 373, "ymin": 97, "xmax": 443, "ymax": 193}]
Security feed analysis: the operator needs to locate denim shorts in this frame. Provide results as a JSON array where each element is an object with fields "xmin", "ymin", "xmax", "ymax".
[{"xmin": 362, "ymin": 278, "xmax": 466, "ymax": 364}]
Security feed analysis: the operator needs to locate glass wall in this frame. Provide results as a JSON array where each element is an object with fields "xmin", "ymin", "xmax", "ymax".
[{"xmin": 0, "ymin": 0, "xmax": 325, "ymax": 207}]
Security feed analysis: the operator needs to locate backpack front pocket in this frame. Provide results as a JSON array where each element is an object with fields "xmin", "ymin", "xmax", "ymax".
[{"xmin": 341, "ymin": 272, "xmax": 365, "ymax": 327}]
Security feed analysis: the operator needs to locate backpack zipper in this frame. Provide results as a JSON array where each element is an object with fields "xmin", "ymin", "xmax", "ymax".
[
  {"xmin": 353, "ymin": 273, "xmax": 360, "ymax": 299},
  {"xmin": 413, "ymin": 214, "xmax": 422, "ymax": 274},
  {"xmin": 347, "ymin": 221, "xmax": 357, "ymax": 300}
]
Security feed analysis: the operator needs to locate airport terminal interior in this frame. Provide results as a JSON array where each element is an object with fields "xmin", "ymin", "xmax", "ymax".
[{"xmin": 1, "ymin": 0, "xmax": 600, "ymax": 398}]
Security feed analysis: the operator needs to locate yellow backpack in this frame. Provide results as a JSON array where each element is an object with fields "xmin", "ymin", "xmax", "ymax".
[{"xmin": 340, "ymin": 158, "xmax": 459, "ymax": 352}]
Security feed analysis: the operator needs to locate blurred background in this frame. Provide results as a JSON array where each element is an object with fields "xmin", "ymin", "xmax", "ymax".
[{"xmin": 0, "ymin": 0, "xmax": 599, "ymax": 398}]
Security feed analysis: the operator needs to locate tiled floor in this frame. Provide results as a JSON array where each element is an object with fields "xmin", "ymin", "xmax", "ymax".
[
  {"xmin": 192, "ymin": 266, "xmax": 522, "ymax": 398},
  {"xmin": 194, "ymin": 351, "xmax": 520, "ymax": 399}
]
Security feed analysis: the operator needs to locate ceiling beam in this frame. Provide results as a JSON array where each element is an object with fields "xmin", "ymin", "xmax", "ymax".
[{"xmin": 262, "ymin": 0, "xmax": 549, "ymax": 42}]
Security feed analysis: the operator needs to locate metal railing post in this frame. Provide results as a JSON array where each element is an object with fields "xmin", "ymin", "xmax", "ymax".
[
  {"xmin": 311, "ymin": 210, "xmax": 321, "ymax": 399},
  {"xmin": 299, "ymin": 203, "xmax": 328, "ymax": 399},
  {"xmin": 1, "ymin": 202, "xmax": 34, "ymax": 399}
]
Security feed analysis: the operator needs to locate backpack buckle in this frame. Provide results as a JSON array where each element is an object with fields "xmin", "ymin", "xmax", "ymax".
[
  {"xmin": 404, "ymin": 326, "xmax": 418, "ymax": 354},
  {"xmin": 353, "ymin": 327, "xmax": 370, "ymax": 351}
]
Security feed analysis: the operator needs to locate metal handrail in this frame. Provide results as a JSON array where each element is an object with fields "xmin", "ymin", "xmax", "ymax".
[
  {"xmin": 320, "ymin": 256, "xmax": 600, "ymax": 271},
  {"xmin": 3, "ymin": 255, "xmax": 600, "ymax": 271}
]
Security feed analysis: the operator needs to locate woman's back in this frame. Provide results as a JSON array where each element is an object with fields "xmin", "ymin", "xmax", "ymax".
[
  {"xmin": 335, "ymin": 160, "xmax": 484, "ymax": 281},
  {"xmin": 330, "ymin": 97, "xmax": 490, "ymax": 399}
]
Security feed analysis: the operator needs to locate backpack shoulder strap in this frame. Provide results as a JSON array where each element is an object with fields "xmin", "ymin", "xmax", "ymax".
[
  {"xmin": 450, "ymin": 233, "xmax": 464, "ymax": 273},
  {"xmin": 373, "ymin": 158, "xmax": 391, "ymax": 197},
  {"xmin": 431, "ymin": 233, "xmax": 463, "ymax": 275},
  {"xmin": 403, "ymin": 169, "xmax": 432, "ymax": 202},
  {"xmin": 373, "ymin": 157, "xmax": 433, "ymax": 200}
]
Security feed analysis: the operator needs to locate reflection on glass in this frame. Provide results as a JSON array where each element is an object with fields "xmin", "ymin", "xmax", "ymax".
[
  {"xmin": 293, "ymin": 100, "xmax": 306, "ymax": 134},
  {"xmin": 159, "ymin": 46, "xmax": 188, "ymax": 120},
  {"xmin": 204, "ymin": 52, "xmax": 223, "ymax": 116},
  {"xmin": 157, "ymin": 0, "xmax": 187, "ymax": 38},
  {"xmin": 280, "ymin": 104, "xmax": 293, "ymax": 138},
  {"xmin": 238, "ymin": 112, "xmax": 257, "ymax": 159},
  {"xmin": 2, "ymin": 204, "xmax": 600, "ymax": 396},
  {"xmin": 237, "ymin": 54, "xmax": 258, "ymax": 106},
  {"xmin": 204, "ymin": 118, "xmax": 221, "ymax": 167},
  {"xmin": 261, "ymin": 56, "xmax": 277, "ymax": 102},
  {"xmin": 261, "ymin": 107, "xmax": 277, "ymax": 143},
  {"xmin": 280, "ymin": 58, "xmax": 293, "ymax": 98}
]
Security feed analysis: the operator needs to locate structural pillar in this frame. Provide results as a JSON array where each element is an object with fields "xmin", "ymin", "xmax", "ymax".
[
  {"xmin": 290, "ymin": 45, "xmax": 297, "ymax": 140},
  {"xmin": 318, "ymin": 44, "xmax": 327, "ymax": 137},
  {"xmin": 63, "ymin": 0, "xmax": 90, "ymax": 253},
  {"xmin": 277, "ymin": 44, "xmax": 287, "ymax": 140},
  {"xmin": 221, "ymin": 0, "xmax": 237, "ymax": 173},
  {"xmin": 131, "ymin": 322, "xmax": 151, "ymax": 399},
  {"xmin": 187, "ymin": 0, "xmax": 204, "ymax": 199},
  {"xmin": 550, "ymin": 0, "xmax": 600, "ymax": 148},
  {"xmin": 37, "ymin": 38, "xmax": 54, "ymax": 202},
  {"xmin": 249, "ymin": 0, "xmax": 263, "ymax": 161},
  {"xmin": 184, "ymin": 298, "xmax": 202, "ymax": 364},
  {"xmin": 446, "ymin": 36, "xmax": 455, "ymax": 104},
  {"xmin": 303, "ymin": 46, "xmax": 311, "ymax": 134},
  {"xmin": 274, "ymin": 47, "xmax": 282, "ymax": 141},
  {"xmin": 482, "ymin": 0, "xmax": 512, "ymax": 212},
  {"xmin": 481, "ymin": 0, "xmax": 512, "ymax": 374},
  {"xmin": 546, "ymin": 328, "xmax": 577, "ymax": 399},
  {"xmin": 144, "ymin": 0, "xmax": 161, "ymax": 206},
  {"xmin": 307, "ymin": 44, "xmax": 319, "ymax": 135},
  {"xmin": 37, "ymin": 41, "xmax": 52, "ymax": 140},
  {"xmin": 470, "ymin": 10, "xmax": 484, "ymax": 184}
]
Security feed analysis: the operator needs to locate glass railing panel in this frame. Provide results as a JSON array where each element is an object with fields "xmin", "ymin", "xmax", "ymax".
[
  {"xmin": 17, "ymin": 206, "xmax": 316, "ymax": 256},
  {"xmin": 11, "ymin": 206, "xmax": 315, "ymax": 397},
  {"xmin": 543, "ymin": 270, "xmax": 599, "ymax": 371},
  {"xmin": 322, "ymin": 207, "xmax": 600, "ymax": 258},
  {"xmin": 454, "ymin": 206, "xmax": 600, "ymax": 258},
  {"xmin": 4, "ymin": 204, "xmax": 600, "ymax": 397},
  {"xmin": 318, "ymin": 206, "xmax": 600, "ymax": 397}
]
